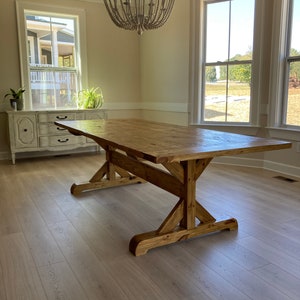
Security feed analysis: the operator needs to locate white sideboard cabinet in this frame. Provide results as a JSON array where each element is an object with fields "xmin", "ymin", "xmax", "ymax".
[{"xmin": 7, "ymin": 109, "xmax": 107, "ymax": 164}]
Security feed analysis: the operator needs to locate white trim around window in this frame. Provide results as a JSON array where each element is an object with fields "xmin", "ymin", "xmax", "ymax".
[
  {"xmin": 269, "ymin": 0, "xmax": 300, "ymax": 135},
  {"xmin": 16, "ymin": 1, "xmax": 88, "ymax": 110},
  {"xmin": 190, "ymin": 0, "xmax": 263, "ymax": 127}
]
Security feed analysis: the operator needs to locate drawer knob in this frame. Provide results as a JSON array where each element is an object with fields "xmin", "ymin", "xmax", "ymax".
[
  {"xmin": 57, "ymin": 127, "xmax": 66, "ymax": 131},
  {"xmin": 23, "ymin": 129, "xmax": 28, "ymax": 132},
  {"xmin": 56, "ymin": 115, "xmax": 68, "ymax": 120},
  {"xmin": 58, "ymin": 138, "xmax": 69, "ymax": 143}
]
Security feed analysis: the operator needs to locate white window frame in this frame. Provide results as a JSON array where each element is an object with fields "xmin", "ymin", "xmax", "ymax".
[
  {"xmin": 27, "ymin": 36, "xmax": 35, "ymax": 64},
  {"xmin": 190, "ymin": 0, "xmax": 264, "ymax": 128},
  {"xmin": 16, "ymin": 1, "xmax": 88, "ymax": 110},
  {"xmin": 267, "ymin": 0, "xmax": 300, "ymax": 141}
]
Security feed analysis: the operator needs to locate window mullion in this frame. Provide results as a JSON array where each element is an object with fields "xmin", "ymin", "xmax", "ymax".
[{"xmin": 225, "ymin": 0, "xmax": 232, "ymax": 122}]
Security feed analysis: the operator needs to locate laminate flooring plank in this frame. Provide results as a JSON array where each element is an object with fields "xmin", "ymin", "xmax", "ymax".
[
  {"xmin": 253, "ymin": 263, "xmax": 300, "ymax": 300},
  {"xmin": 136, "ymin": 246, "xmax": 251, "ymax": 300},
  {"xmin": 38, "ymin": 261, "xmax": 88, "ymax": 300},
  {"xmin": 19, "ymin": 172, "xmax": 67, "ymax": 226},
  {"xmin": 0, "ymin": 259, "xmax": 7, "ymax": 300},
  {"xmin": 0, "ymin": 233, "xmax": 47, "ymax": 300},
  {"xmin": 111, "ymin": 185, "xmax": 177, "ymax": 228},
  {"xmin": 237, "ymin": 236, "xmax": 300, "ymax": 279},
  {"xmin": 80, "ymin": 189, "xmax": 164, "ymax": 236},
  {"xmin": 190, "ymin": 231, "xmax": 270, "ymax": 271},
  {"xmin": 5, "ymin": 177, "xmax": 65, "ymax": 267},
  {"xmin": 106, "ymin": 255, "xmax": 191, "ymax": 300},
  {"xmin": 182, "ymin": 238, "xmax": 291, "ymax": 300},
  {"xmin": 49, "ymin": 220, "xmax": 129, "ymax": 299},
  {"xmin": 277, "ymin": 219, "xmax": 300, "ymax": 242},
  {"xmin": 0, "ymin": 185, "xmax": 21, "ymax": 236},
  {"xmin": 239, "ymin": 219, "xmax": 300, "ymax": 260},
  {"xmin": 60, "ymin": 202, "xmax": 129, "ymax": 259}
]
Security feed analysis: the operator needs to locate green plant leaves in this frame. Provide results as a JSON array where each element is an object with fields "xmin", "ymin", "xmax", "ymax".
[{"xmin": 76, "ymin": 87, "xmax": 104, "ymax": 109}]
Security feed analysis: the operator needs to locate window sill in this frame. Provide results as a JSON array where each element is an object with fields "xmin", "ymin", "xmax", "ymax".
[
  {"xmin": 191, "ymin": 123, "xmax": 260, "ymax": 136},
  {"xmin": 267, "ymin": 127, "xmax": 300, "ymax": 141}
]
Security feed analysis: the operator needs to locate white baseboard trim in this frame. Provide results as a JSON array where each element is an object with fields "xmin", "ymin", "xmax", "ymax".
[
  {"xmin": 263, "ymin": 160, "xmax": 300, "ymax": 178},
  {"xmin": 0, "ymin": 151, "xmax": 9, "ymax": 161},
  {"xmin": 213, "ymin": 156, "xmax": 300, "ymax": 178},
  {"xmin": 212, "ymin": 156, "xmax": 264, "ymax": 168}
]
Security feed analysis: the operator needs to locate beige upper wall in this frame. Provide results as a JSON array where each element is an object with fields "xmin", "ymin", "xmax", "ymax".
[
  {"xmin": 140, "ymin": 1, "xmax": 190, "ymax": 105},
  {"xmin": 140, "ymin": 0, "xmax": 190, "ymax": 125},
  {"xmin": 84, "ymin": 1, "xmax": 140, "ymax": 105}
]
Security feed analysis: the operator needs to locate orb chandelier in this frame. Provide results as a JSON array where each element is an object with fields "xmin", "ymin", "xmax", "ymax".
[{"xmin": 103, "ymin": 0, "xmax": 175, "ymax": 35}]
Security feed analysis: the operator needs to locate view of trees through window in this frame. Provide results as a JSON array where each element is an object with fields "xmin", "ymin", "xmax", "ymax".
[{"xmin": 203, "ymin": 0, "xmax": 254, "ymax": 123}]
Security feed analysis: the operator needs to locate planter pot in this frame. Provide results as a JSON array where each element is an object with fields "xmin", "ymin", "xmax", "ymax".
[{"xmin": 10, "ymin": 98, "xmax": 23, "ymax": 111}]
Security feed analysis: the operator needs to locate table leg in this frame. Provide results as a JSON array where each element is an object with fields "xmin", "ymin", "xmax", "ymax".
[
  {"xmin": 70, "ymin": 149, "xmax": 238, "ymax": 255},
  {"xmin": 70, "ymin": 148, "xmax": 144, "ymax": 195},
  {"xmin": 129, "ymin": 159, "xmax": 238, "ymax": 256}
]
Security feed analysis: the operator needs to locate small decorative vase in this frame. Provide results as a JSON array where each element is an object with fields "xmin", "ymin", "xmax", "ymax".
[{"xmin": 10, "ymin": 98, "xmax": 23, "ymax": 111}]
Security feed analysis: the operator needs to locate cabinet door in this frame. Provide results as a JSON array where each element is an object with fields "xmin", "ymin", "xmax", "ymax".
[{"xmin": 15, "ymin": 115, "xmax": 38, "ymax": 148}]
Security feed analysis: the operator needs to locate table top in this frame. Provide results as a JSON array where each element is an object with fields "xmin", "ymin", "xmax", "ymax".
[{"xmin": 55, "ymin": 119, "xmax": 291, "ymax": 163}]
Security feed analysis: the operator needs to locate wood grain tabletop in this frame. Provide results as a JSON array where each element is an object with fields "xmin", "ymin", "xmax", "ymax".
[{"xmin": 55, "ymin": 119, "xmax": 292, "ymax": 163}]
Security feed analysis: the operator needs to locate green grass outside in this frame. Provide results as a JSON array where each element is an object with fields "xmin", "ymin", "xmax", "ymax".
[
  {"xmin": 205, "ymin": 82, "xmax": 251, "ymax": 96},
  {"xmin": 204, "ymin": 82, "xmax": 299, "ymax": 125}
]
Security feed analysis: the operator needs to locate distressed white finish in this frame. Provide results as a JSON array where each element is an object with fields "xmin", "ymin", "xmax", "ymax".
[{"xmin": 7, "ymin": 109, "xmax": 106, "ymax": 164}]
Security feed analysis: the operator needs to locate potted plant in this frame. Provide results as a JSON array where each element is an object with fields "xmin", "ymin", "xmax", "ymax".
[
  {"xmin": 76, "ymin": 87, "xmax": 104, "ymax": 109},
  {"xmin": 4, "ymin": 87, "xmax": 25, "ymax": 110}
]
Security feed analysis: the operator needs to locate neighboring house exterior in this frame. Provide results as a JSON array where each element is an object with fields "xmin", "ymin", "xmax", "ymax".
[{"xmin": 26, "ymin": 15, "xmax": 77, "ymax": 109}]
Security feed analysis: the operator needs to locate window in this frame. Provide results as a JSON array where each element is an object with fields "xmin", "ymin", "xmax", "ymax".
[
  {"xmin": 283, "ymin": 0, "xmax": 300, "ymax": 127},
  {"xmin": 192, "ymin": 0, "xmax": 257, "ymax": 125},
  {"xmin": 200, "ymin": 0, "xmax": 255, "ymax": 124},
  {"xmin": 16, "ymin": 2, "xmax": 87, "ymax": 110}
]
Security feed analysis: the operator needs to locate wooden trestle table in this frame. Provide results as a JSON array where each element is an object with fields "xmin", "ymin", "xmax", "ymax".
[{"xmin": 55, "ymin": 119, "xmax": 291, "ymax": 256}]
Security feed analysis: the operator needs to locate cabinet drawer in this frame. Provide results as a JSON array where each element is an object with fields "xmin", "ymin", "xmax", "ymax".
[
  {"xmin": 38, "ymin": 112, "xmax": 76, "ymax": 123},
  {"xmin": 85, "ymin": 110, "xmax": 106, "ymax": 120},
  {"xmin": 39, "ymin": 135, "xmax": 85, "ymax": 148},
  {"xmin": 39, "ymin": 123, "xmax": 69, "ymax": 136}
]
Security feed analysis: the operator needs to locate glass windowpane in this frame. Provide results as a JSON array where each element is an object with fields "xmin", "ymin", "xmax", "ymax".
[
  {"xmin": 203, "ymin": 0, "xmax": 254, "ymax": 123},
  {"xmin": 230, "ymin": 0, "xmax": 254, "ymax": 60},
  {"xmin": 227, "ymin": 64, "xmax": 251, "ymax": 123},
  {"xmin": 286, "ymin": 61, "xmax": 300, "ymax": 126},
  {"xmin": 206, "ymin": 2, "xmax": 229, "ymax": 63},
  {"xmin": 30, "ymin": 70, "xmax": 78, "ymax": 109},
  {"xmin": 290, "ymin": 0, "xmax": 300, "ymax": 55},
  {"xmin": 204, "ymin": 64, "xmax": 251, "ymax": 122},
  {"xmin": 25, "ymin": 13, "xmax": 78, "ymax": 109},
  {"xmin": 285, "ymin": 1, "xmax": 300, "ymax": 127},
  {"xmin": 204, "ymin": 66, "xmax": 227, "ymax": 122}
]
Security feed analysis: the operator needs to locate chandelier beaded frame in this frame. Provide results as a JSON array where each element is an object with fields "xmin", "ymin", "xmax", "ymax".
[{"xmin": 103, "ymin": 0, "xmax": 175, "ymax": 35}]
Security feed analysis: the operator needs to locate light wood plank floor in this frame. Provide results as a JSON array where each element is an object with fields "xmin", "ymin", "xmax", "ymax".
[{"xmin": 0, "ymin": 153, "xmax": 299, "ymax": 300}]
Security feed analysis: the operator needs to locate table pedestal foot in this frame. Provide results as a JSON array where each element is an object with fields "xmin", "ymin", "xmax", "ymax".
[
  {"xmin": 129, "ymin": 218, "xmax": 238, "ymax": 256},
  {"xmin": 70, "ymin": 153, "xmax": 145, "ymax": 195},
  {"xmin": 71, "ymin": 177, "xmax": 143, "ymax": 195}
]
